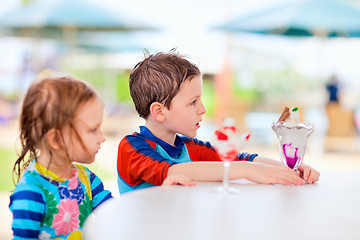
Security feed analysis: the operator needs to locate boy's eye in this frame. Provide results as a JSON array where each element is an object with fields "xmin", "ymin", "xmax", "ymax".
[{"xmin": 190, "ymin": 99, "xmax": 197, "ymax": 105}]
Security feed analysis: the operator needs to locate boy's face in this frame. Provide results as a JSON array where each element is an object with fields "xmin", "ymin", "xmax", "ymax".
[{"xmin": 163, "ymin": 75, "xmax": 206, "ymax": 138}]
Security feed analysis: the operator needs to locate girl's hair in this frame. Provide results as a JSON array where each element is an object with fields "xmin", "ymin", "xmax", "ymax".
[
  {"xmin": 129, "ymin": 50, "xmax": 200, "ymax": 119},
  {"xmin": 13, "ymin": 76, "xmax": 97, "ymax": 184}
]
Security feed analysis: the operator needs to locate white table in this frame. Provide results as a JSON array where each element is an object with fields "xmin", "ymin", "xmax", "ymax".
[{"xmin": 84, "ymin": 171, "xmax": 360, "ymax": 240}]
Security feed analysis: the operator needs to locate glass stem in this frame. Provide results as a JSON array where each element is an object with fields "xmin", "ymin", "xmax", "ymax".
[{"xmin": 223, "ymin": 161, "xmax": 230, "ymax": 192}]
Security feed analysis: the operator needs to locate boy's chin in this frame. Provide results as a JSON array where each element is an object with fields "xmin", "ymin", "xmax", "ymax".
[{"xmin": 183, "ymin": 131, "xmax": 197, "ymax": 139}]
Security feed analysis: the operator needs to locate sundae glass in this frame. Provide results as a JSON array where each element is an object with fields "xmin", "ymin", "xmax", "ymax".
[
  {"xmin": 272, "ymin": 107, "xmax": 314, "ymax": 170},
  {"xmin": 213, "ymin": 118, "xmax": 250, "ymax": 194}
]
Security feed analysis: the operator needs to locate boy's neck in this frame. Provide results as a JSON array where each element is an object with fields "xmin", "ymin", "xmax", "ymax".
[{"xmin": 146, "ymin": 120, "xmax": 176, "ymax": 146}]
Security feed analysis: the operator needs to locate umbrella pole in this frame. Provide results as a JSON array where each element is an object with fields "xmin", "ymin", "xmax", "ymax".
[
  {"xmin": 63, "ymin": 26, "xmax": 77, "ymax": 52},
  {"xmin": 214, "ymin": 33, "xmax": 233, "ymax": 126}
]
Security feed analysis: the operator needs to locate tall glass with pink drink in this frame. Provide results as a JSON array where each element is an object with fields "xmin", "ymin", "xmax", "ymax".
[{"xmin": 272, "ymin": 107, "xmax": 314, "ymax": 170}]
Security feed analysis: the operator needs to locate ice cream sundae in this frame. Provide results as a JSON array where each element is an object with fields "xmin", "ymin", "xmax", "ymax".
[
  {"xmin": 214, "ymin": 118, "xmax": 250, "ymax": 162},
  {"xmin": 272, "ymin": 107, "xmax": 314, "ymax": 170},
  {"xmin": 213, "ymin": 118, "xmax": 250, "ymax": 194}
]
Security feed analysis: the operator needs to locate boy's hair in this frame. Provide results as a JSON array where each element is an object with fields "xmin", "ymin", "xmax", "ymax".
[
  {"xmin": 129, "ymin": 50, "xmax": 201, "ymax": 119},
  {"xmin": 13, "ymin": 76, "xmax": 97, "ymax": 184}
]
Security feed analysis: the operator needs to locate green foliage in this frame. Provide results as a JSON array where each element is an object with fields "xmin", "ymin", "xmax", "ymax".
[
  {"xmin": 63, "ymin": 59, "xmax": 133, "ymax": 105},
  {"xmin": 70, "ymin": 68, "xmax": 106, "ymax": 90},
  {"xmin": 86, "ymin": 164, "xmax": 114, "ymax": 182},
  {"xmin": 233, "ymin": 85, "xmax": 259, "ymax": 102},
  {"xmin": 202, "ymin": 77, "xmax": 215, "ymax": 117},
  {"xmin": 116, "ymin": 71, "xmax": 132, "ymax": 103},
  {"xmin": 233, "ymin": 65, "xmax": 317, "ymax": 110},
  {"xmin": 0, "ymin": 148, "xmax": 16, "ymax": 192},
  {"xmin": 22, "ymin": 0, "xmax": 33, "ymax": 5}
]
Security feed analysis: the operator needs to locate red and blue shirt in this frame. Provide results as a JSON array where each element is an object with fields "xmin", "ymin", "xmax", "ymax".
[{"xmin": 117, "ymin": 126, "xmax": 258, "ymax": 194}]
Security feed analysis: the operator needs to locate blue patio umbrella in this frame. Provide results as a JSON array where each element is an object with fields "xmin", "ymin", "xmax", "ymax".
[
  {"xmin": 217, "ymin": 0, "xmax": 360, "ymax": 37},
  {"xmin": 74, "ymin": 31, "xmax": 153, "ymax": 53},
  {"xmin": 0, "ymin": 0, "xmax": 157, "ymax": 41},
  {"xmin": 0, "ymin": 0, "xmax": 157, "ymax": 103},
  {"xmin": 0, "ymin": 0, "xmax": 156, "ymax": 31}
]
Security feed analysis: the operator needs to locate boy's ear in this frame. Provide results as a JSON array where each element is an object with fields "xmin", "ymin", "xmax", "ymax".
[
  {"xmin": 46, "ymin": 129, "xmax": 63, "ymax": 150},
  {"xmin": 150, "ymin": 102, "xmax": 166, "ymax": 122}
]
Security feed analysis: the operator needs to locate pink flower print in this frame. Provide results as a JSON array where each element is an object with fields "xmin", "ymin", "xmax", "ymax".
[
  {"xmin": 68, "ymin": 168, "xmax": 79, "ymax": 190},
  {"xmin": 68, "ymin": 174, "xmax": 79, "ymax": 190},
  {"xmin": 38, "ymin": 231, "xmax": 51, "ymax": 240},
  {"xmin": 52, "ymin": 198, "xmax": 80, "ymax": 236}
]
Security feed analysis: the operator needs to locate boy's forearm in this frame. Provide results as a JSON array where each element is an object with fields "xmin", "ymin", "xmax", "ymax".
[
  {"xmin": 167, "ymin": 161, "xmax": 253, "ymax": 182},
  {"xmin": 168, "ymin": 161, "xmax": 305, "ymax": 185},
  {"xmin": 252, "ymin": 156, "xmax": 283, "ymax": 166}
]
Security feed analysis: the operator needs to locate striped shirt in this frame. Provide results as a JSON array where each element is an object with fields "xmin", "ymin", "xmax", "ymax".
[{"xmin": 9, "ymin": 160, "xmax": 112, "ymax": 239}]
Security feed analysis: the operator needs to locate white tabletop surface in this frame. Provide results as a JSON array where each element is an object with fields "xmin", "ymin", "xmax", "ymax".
[{"xmin": 84, "ymin": 171, "xmax": 360, "ymax": 240}]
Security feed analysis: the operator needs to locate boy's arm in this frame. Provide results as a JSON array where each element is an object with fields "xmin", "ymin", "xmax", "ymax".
[
  {"xmin": 253, "ymin": 156, "xmax": 320, "ymax": 183},
  {"xmin": 252, "ymin": 156, "xmax": 283, "ymax": 166},
  {"xmin": 117, "ymin": 135, "xmax": 177, "ymax": 186},
  {"xmin": 167, "ymin": 161, "xmax": 305, "ymax": 185}
]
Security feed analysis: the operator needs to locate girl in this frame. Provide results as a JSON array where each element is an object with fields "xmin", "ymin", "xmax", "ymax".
[
  {"xmin": 9, "ymin": 76, "xmax": 194, "ymax": 240},
  {"xmin": 9, "ymin": 76, "xmax": 113, "ymax": 240}
]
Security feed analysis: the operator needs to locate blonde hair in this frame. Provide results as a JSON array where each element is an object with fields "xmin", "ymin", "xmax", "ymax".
[{"xmin": 13, "ymin": 76, "xmax": 97, "ymax": 184}]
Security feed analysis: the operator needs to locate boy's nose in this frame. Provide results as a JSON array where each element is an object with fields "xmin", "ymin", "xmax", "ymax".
[{"xmin": 198, "ymin": 101, "xmax": 207, "ymax": 115}]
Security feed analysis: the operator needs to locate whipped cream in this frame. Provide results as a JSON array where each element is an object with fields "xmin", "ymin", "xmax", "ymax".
[{"xmin": 284, "ymin": 107, "xmax": 301, "ymax": 127}]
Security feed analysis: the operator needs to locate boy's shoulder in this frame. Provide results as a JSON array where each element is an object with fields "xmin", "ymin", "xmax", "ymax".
[
  {"xmin": 120, "ymin": 131, "xmax": 148, "ymax": 143},
  {"xmin": 179, "ymin": 135, "xmax": 213, "ymax": 148},
  {"xmin": 119, "ymin": 131, "xmax": 155, "ymax": 150}
]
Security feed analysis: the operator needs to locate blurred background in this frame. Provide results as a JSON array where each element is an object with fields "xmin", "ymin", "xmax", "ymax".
[{"xmin": 1, "ymin": 0, "xmax": 360, "ymax": 238}]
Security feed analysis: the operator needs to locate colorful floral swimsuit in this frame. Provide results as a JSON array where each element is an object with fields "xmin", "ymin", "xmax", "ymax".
[{"xmin": 9, "ymin": 160, "xmax": 112, "ymax": 240}]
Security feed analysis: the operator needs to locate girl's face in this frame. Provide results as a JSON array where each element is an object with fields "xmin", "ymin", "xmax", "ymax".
[
  {"xmin": 63, "ymin": 97, "xmax": 106, "ymax": 164},
  {"xmin": 163, "ymin": 75, "xmax": 206, "ymax": 138}
]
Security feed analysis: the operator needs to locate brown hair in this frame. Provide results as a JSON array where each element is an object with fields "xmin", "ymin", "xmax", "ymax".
[
  {"xmin": 129, "ymin": 50, "xmax": 201, "ymax": 119},
  {"xmin": 13, "ymin": 76, "xmax": 97, "ymax": 184}
]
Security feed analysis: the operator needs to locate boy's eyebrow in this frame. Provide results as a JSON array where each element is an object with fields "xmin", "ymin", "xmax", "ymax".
[
  {"xmin": 189, "ymin": 95, "xmax": 199, "ymax": 100},
  {"xmin": 188, "ymin": 95, "xmax": 201, "ymax": 102}
]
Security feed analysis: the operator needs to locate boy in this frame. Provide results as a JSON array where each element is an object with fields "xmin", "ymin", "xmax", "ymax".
[{"xmin": 117, "ymin": 51, "xmax": 319, "ymax": 194}]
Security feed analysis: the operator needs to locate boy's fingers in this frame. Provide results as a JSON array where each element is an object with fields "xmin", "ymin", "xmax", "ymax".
[
  {"xmin": 303, "ymin": 168, "xmax": 311, "ymax": 181},
  {"xmin": 163, "ymin": 175, "xmax": 195, "ymax": 186},
  {"xmin": 179, "ymin": 178, "xmax": 195, "ymax": 186}
]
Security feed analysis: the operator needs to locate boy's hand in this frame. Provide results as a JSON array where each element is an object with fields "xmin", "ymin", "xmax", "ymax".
[
  {"xmin": 162, "ymin": 175, "xmax": 196, "ymax": 186},
  {"xmin": 244, "ymin": 162, "xmax": 306, "ymax": 185},
  {"xmin": 297, "ymin": 163, "xmax": 320, "ymax": 184}
]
